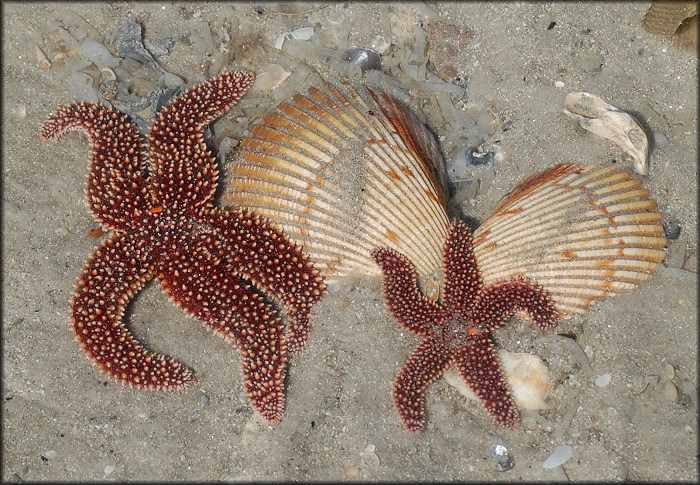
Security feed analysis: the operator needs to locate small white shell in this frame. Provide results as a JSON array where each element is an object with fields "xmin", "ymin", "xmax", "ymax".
[
  {"xmin": 444, "ymin": 350, "xmax": 553, "ymax": 410},
  {"xmin": 564, "ymin": 92, "xmax": 651, "ymax": 175}
]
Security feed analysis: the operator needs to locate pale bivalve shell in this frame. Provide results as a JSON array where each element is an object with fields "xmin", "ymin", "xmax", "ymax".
[
  {"xmin": 226, "ymin": 82, "xmax": 450, "ymax": 278},
  {"xmin": 225, "ymin": 84, "xmax": 666, "ymax": 320},
  {"xmin": 473, "ymin": 163, "xmax": 667, "ymax": 318}
]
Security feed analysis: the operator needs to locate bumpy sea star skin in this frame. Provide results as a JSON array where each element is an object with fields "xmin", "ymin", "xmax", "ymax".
[
  {"xmin": 372, "ymin": 218, "xmax": 558, "ymax": 433},
  {"xmin": 41, "ymin": 70, "xmax": 325, "ymax": 423}
]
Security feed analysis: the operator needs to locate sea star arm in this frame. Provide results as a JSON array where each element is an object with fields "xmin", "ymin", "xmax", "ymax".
[
  {"xmin": 473, "ymin": 277, "xmax": 558, "ymax": 332},
  {"xmin": 72, "ymin": 234, "xmax": 194, "ymax": 389},
  {"xmin": 454, "ymin": 335, "xmax": 520, "ymax": 428},
  {"xmin": 202, "ymin": 209, "xmax": 326, "ymax": 354},
  {"xmin": 442, "ymin": 219, "xmax": 484, "ymax": 312},
  {"xmin": 157, "ymin": 244, "xmax": 287, "ymax": 422},
  {"xmin": 41, "ymin": 103, "xmax": 150, "ymax": 233},
  {"xmin": 371, "ymin": 247, "xmax": 442, "ymax": 336},
  {"xmin": 393, "ymin": 335, "xmax": 453, "ymax": 433},
  {"xmin": 147, "ymin": 70, "xmax": 255, "ymax": 212}
]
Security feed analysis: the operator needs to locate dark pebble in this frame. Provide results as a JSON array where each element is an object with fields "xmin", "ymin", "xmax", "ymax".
[{"xmin": 663, "ymin": 221, "xmax": 682, "ymax": 240}]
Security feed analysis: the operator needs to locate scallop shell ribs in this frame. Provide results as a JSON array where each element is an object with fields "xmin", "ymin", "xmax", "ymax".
[{"xmin": 226, "ymin": 84, "xmax": 666, "ymax": 319}]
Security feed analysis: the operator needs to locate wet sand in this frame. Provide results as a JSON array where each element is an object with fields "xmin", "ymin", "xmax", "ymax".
[{"xmin": 2, "ymin": 2, "xmax": 697, "ymax": 481}]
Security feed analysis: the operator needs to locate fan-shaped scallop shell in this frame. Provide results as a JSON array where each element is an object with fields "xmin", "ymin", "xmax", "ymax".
[
  {"xmin": 472, "ymin": 163, "xmax": 666, "ymax": 317},
  {"xmin": 225, "ymin": 83, "xmax": 666, "ymax": 319},
  {"xmin": 226, "ymin": 82, "xmax": 449, "ymax": 278}
]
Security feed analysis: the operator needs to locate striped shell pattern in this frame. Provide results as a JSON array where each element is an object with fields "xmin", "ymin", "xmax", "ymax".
[{"xmin": 225, "ymin": 82, "xmax": 666, "ymax": 319}]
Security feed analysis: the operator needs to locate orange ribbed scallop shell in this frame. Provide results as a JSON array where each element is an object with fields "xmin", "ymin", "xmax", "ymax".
[{"xmin": 224, "ymin": 83, "xmax": 666, "ymax": 319}]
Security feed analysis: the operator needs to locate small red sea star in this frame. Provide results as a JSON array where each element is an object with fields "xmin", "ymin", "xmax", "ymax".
[
  {"xmin": 41, "ymin": 70, "xmax": 325, "ymax": 423},
  {"xmin": 372, "ymin": 218, "xmax": 557, "ymax": 433}
]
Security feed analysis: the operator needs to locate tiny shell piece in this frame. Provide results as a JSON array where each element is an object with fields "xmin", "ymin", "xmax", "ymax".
[
  {"xmin": 422, "ymin": 277, "xmax": 440, "ymax": 302},
  {"xmin": 664, "ymin": 363, "xmax": 676, "ymax": 380},
  {"xmin": 564, "ymin": 92, "xmax": 651, "ymax": 175},
  {"xmin": 251, "ymin": 64, "xmax": 292, "ymax": 92},
  {"xmin": 542, "ymin": 445, "xmax": 573, "ymax": 469},
  {"xmin": 35, "ymin": 45, "xmax": 51, "ymax": 69},
  {"xmin": 662, "ymin": 381, "xmax": 679, "ymax": 402},
  {"xmin": 274, "ymin": 27, "xmax": 315, "ymax": 50}
]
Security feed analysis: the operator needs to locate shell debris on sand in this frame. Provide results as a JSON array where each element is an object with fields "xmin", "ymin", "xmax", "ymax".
[
  {"xmin": 643, "ymin": 2, "xmax": 698, "ymax": 55},
  {"xmin": 564, "ymin": 92, "xmax": 652, "ymax": 175}
]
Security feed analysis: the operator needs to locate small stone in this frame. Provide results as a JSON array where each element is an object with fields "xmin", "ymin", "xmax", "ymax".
[
  {"xmin": 594, "ymin": 373, "xmax": 611, "ymax": 387},
  {"xmin": 653, "ymin": 130, "xmax": 669, "ymax": 146},
  {"xmin": 490, "ymin": 444, "xmax": 514, "ymax": 472},
  {"xmin": 555, "ymin": 80, "xmax": 565, "ymax": 88},
  {"xmin": 344, "ymin": 465, "xmax": 360, "ymax": 478},
  {"xmin": 662, "ymin": 381, "xmax": 679, "ymax": 402},
  {"xmin": 343, "ymin": 48, "xmax": 381, "ymax": 71},
  {"xmin": 104, "ymin": 465, "xmax": 115, "ymax": 475},
  {"xmin": 662, "ymin": 221, "xmax": 682, "ymax": 240},
  {"xmin": 426, "ymin": 20, "xmax": 472, "ymax": 82}
]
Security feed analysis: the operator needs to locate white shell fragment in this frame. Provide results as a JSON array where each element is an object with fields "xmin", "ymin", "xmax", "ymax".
[
  {"xmin": 251, "ymin": 64, "xmax": 292, "ymax": 92},
  {"xmin": 542, "ymin": 445, "xmax": 574, "ymax": 469},
  {"xmin": 274, "ymin": 27, "xmax": 315, "ymax": 50},
  {"xmin": 444, "ymin": 350, "xmax": 553, "ymax": 410},
  {"xmin": 564, "ymin": 92, "xmax": 651, "ymax": 175}
]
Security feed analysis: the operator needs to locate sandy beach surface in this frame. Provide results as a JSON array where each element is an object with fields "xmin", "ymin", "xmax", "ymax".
[{"xmin": 2, "ymin": 2, "xmax": 697, "ymax": 481}]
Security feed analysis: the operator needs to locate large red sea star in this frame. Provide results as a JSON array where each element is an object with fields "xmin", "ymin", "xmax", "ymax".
[
  {"xmin": 372, "ymin": 218, "xmax": 558, "ymax": 433},
  {"xmin": 41, "ymin": 70, "xmax": 325, "ymax": 423}
]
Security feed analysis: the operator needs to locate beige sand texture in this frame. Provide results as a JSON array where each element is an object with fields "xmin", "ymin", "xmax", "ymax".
[{"xmin": 2, "ymin": 2, "xmax": 697, "ymax": 481}]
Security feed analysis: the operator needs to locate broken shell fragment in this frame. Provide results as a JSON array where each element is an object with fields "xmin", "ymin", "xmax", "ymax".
[
  {"xmin": 35, "ymin": 45, "xmax": 51, "ymax": 69},
  {"xmin": 643, "ymin": 2, "xmax": 698, "ymax": 54},
  {"xmin": 564, "ymin": 92, "xmax": 651, "ymax": 175},
  {"xmin": 444, "ymin": 350, "xmax": 553, "ymax": 410},
  {"xmin": 251, "ymin": 64, "xmax": 292, "ymax": 92}
]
